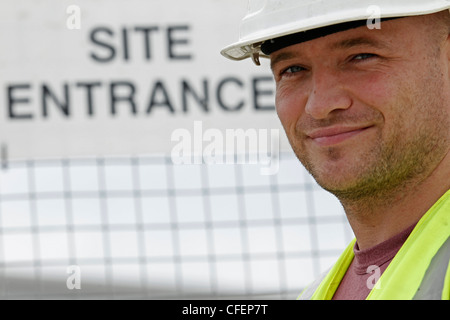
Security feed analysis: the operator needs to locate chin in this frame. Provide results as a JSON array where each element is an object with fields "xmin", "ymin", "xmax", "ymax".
[{"xmin": 304, "ymin": 158, "xmax": 376, "ymax": 200}]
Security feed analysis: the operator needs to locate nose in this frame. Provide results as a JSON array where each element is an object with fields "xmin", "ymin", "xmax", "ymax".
[{"xmin": 304, "ymin": 69, "xmax": 352, "ymax": 119}]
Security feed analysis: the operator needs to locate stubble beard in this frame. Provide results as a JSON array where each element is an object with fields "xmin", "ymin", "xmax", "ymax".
[{"xmin": 291, "ymin": 102, "xmax": 448, "ymax": 212}]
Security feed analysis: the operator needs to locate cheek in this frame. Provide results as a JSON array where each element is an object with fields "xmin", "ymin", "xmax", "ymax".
[
  {"xmin": 346, "ymin": 71, "xmax": 396, "ymax": 123},
  {"xmin": 275, "ymin": 85, "xmax": 307, "ymax": 132},
  {"xmin": 349, "ymin": 70, "xmax": 393, "ymax": 107}
]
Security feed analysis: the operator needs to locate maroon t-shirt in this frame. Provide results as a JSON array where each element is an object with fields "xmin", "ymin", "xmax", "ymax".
[{"xmin": 332, "ymin": 223, "xmax": 416, "ymax": 300}]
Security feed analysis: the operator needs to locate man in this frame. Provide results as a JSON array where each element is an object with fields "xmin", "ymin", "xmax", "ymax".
[{"xmin": 221, "ymin": 1, "xmax": 450, "ymax": 300}]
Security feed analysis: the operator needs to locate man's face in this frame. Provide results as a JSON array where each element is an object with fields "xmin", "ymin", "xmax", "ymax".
[{"xmin": 271, "ymin": 16, "xmax": 450, "ymax": 201}]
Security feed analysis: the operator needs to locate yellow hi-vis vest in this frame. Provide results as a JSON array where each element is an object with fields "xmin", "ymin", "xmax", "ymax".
[{"xmin": 299, "ymin": 189, "xmax": 450, "ymax": 300}]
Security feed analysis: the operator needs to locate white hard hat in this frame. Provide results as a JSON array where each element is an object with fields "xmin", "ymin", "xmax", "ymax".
[{"xmin": 221, "ymin": 0, "xmax": 450, "ymax": 65}]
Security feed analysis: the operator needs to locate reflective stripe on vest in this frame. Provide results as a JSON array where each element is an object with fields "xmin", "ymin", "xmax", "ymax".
[
  {"xmin": 413, "ymin": 237, "xmax": 450, "ymax": 299},
  {"xmin": 298, "ymin": 189, "xmax": 450, "ymax": 300}
]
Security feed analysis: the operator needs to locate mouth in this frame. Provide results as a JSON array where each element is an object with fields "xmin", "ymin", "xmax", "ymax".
[{"xmin": 306, "ymin": 125, "xmax": 373, "ymax": 147}]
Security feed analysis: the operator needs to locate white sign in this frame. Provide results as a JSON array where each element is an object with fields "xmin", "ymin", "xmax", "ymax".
[{"xmin": 0, "ymin": 0, "xmax": 289, "ymax": 161}]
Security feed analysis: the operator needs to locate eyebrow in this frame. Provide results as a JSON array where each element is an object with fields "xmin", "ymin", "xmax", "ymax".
[
  {"xmin": 270, "ymin": 36, "xmax": 389, "ymax": 70},
  {"xmin": 330, "ymin": 36, "xmax": 389, "ymax": 50},
  {"xmin": 270, "ymin": 52, "xmax": 297, "ymax": 71}
]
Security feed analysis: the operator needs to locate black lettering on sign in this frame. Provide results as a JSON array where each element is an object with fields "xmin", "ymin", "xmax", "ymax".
[
  {"xmin": 216, "ymin": 77, "xmax": 245, "ymax": 111},
  {"xmin": 167, "ymin": 25, "xmax": 192, "ymax": 60},
  {"xmin": 88, "ymin": 25, "xmax": 192, "ymax": 62},
  {"xmin": 42, "ymin": 83, "xmax": 70, "ymax": 118},
  {"xmin": 89, "ymin": 26, "xmax": 116, "ymax": 62},
  {"xmin": 7, "ymin": 84, "xmax": 33, "ymax": 120},
  {"xmin": 110, "ymin": 81, "xmax": 137, "ymax": 116},
  {"xmin": 181, "ymin": 79, "xmax": 208, "ymax": 113},
  {"xmin": 252, "ymin": 76, "xmax": 275, "ymax": 110},
  {"xmin": 134, "ymin": 26, "xmax": 159, "ymax": 60},
  {"xmin": 76, "ymin": 81, "xmax": 102, "ymax": 116},
  {"xmin": 4, "ymin": 76, "xmax": 275, "ymax": 120},
  {"xmin": 147, "ymin": 80, "xmax": 175, "ymax": 113}
]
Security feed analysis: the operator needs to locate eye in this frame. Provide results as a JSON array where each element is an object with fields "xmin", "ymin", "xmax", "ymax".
[
  {"xmin": 352, "ymin": 53, "xmax": 377, "ymax": 61},
  {"xmin": 279, "ymin": 65, "xmax": 306, "ymax": 78}
]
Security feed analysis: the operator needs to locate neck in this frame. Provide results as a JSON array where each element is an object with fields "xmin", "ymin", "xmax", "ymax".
[{"xmin": 339, "ymin": 150, "xmax": 450, "ymax": 250}]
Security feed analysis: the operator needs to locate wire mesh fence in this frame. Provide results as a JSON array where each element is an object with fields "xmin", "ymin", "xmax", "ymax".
[{"xmin": 0, "ymin": 150, "xmax": 353, "ymax": 299}]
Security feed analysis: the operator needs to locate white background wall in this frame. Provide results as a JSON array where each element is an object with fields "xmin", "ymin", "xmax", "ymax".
[{"xmin": 0, "ymin": 0, "xmax": 352, "ymax": 299}]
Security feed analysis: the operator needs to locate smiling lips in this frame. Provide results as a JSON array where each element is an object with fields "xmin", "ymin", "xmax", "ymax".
[{"xmin": 307, "ymin": 126, "xmax": 373, "ymax": 147}]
